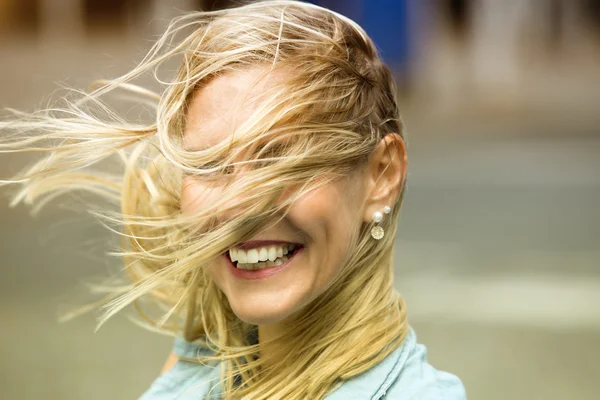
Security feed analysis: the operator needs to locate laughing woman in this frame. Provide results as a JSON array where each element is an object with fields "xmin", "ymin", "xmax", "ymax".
[{"xmin": 0, "ymin": 1, "xmax": 466, "ymax": 399}]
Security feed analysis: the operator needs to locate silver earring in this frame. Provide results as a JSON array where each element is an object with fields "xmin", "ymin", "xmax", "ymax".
[{"xmin": 370, "ymin": 205, "xmax": 391, "ymax": 240}]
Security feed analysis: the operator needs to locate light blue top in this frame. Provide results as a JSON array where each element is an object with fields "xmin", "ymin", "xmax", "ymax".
[{"xmin": 140, "ymin": 328, "xmax": 466, "ymax": 399}]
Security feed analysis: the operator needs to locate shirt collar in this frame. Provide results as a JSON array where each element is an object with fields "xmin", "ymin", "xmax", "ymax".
[
  {"xmin": 175, "ymin": 327, "xmax": 415, "ymax": 400},
  {"xmin": 325, "ymin": 328, "xmax": 416, "ymax": 400}
]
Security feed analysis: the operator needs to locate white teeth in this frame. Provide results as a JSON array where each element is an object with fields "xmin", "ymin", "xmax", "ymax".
[
  {"xmin": 247, "ymin": 249, "xmax": 259, "ymax": 264},
  {"xmin": 268, "ymin": 247, "xmax": 277, "ymax": 261},
  {"xmin": 236, "ymin": 255, "xmax": 289, "ymax": 270},
  {"xmin": 258, "ymin": 248, "xmax": 268, "ymax": 262},
  {"xmin": 228, "ymin": 242, "xmax": 301, "ymax": 271},
  {"xmin": 229, "ymin": 243, "xmax": 298, "ymax": 263}
]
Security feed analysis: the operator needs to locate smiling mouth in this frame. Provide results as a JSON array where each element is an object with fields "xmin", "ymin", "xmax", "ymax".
[{"xmin": 226, "ymin": 244, "xmax": 303, "ymax": 271}]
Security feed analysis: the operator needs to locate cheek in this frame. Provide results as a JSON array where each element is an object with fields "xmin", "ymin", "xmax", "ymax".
[
  {"xmin": 181, "ymin": 178, "xmax": 227, "ymax": 284},
  {"xmin": 180, "ymin": 176, "xmax": 219, "ymax": 214},
  {"xmin": 292, "ymin": 191, "xmax": 335, "ymax": 222},
  {"xmin": 289, "ymin": 182, "xmax": 359, "ymax": 255}
]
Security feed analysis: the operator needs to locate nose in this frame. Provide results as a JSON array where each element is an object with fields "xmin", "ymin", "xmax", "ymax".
[
  {"xmin": 217, "ymin": 176, "xmax": 298, "ymax": 228},
  {"xmin": 220, "ymin": 186, "xmax": 289, "ymax": 222},
  {"xmin": 179, "ymin": 182, "xmax": 247, "ymax": 219},
  {"xmin": 181, "ymin": 168, "xmax": 293, "ymax": 225}
]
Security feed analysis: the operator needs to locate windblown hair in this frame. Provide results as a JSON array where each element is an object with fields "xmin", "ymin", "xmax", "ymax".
[{"xmin": 0, "ymin": 1, "xmax": 408, "ymax": 398}]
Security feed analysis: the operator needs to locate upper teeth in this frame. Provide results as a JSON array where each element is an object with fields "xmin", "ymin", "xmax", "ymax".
[{"xmin": 229, "ymin": 244, "xmax": 297, "ymax": 264}]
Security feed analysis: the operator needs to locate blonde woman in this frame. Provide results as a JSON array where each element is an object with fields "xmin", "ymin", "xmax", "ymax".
[{"xmin": 0, "ymin": 1, "xmax": 466, "ymax": 399}]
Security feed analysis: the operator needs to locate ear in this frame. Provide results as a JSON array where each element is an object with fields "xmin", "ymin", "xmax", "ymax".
[{"xmin": 362, "ymin": 133, "xmax": 407, "ymax": 223}]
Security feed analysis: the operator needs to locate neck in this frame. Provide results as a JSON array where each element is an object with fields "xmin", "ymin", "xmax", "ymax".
[
  {"xmin": 257, "ymin": 311, "xmax": 301, "ymax": 365},
  {"xmin": 256, "ymin": 323, "xmax": 283, "ymax": 368},
  {"xmin": 258, "ymin": 323, "xmax": 283, "ymax": 344}
]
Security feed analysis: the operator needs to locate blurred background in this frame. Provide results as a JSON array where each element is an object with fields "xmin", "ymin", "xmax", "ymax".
[{"xmin": 0, "ymin": 0, "xmax": 599, "ymax": 399}]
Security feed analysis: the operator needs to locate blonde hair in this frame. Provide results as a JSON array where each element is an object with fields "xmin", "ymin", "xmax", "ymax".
[{"xmin": 0, "ymin": 1, "xmax": 408, "ymax": 398}]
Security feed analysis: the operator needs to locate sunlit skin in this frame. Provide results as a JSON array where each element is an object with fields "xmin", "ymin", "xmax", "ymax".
[{"xmin": 180, "ymin": 66, "xmax": 407, "ymax": 345}]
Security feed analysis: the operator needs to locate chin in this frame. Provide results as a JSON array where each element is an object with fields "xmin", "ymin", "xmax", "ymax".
[
  {"xmin": 228, "ymin": 297, "xmax": 296, "ymax": 325},
  {"xmin": 210, "ymin": 253, "xmax": 315, "ymax": 327}
]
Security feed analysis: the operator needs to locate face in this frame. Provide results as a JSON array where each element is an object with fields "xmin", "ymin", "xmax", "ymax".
[{"xmin": 181, "ymin": 66, "xmax": 368, "ymax": 326}]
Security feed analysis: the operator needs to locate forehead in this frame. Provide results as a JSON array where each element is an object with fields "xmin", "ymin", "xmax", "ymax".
[{"xmin": 183, "ymin": 66, "xmax": 290, "ymax": 150}]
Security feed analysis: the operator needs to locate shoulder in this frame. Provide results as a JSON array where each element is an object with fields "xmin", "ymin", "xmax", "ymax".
[
  {"xmin": 139, "ymin": 336, "xmax": 220, "ymax": 400},
  {"xmin": 381, "ymin": 329, "xmax": 467, "ymax": 400},
  {"xmin": 327, "ymin": 328, "xmax": 466, "ymax": 400}
]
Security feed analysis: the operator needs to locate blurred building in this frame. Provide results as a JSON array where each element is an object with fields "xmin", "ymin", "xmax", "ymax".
[
  {"xmin": 1, "ymin": 0, "xmax": 599, "ymax": 114},
  {"xmin": 410, "ymin": 0, "xmax": 600, "ymax": 112}
]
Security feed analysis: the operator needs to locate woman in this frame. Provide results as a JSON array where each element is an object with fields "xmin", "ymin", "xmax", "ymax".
[{"xmin": 0, "ymin": 1, "xmax": 466, "ymax": 399}]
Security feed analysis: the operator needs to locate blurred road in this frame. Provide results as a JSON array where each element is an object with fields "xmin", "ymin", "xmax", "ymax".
[{"xmin": 1, "ymin": 36, "xmax": 599, "ymax": 400}]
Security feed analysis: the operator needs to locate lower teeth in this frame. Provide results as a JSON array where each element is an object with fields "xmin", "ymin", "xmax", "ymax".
[{"xmin": 236, "ymin": 255, "xmax": 290, "ymax": 270}]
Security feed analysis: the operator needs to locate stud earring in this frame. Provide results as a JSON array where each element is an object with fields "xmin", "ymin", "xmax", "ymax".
[{"xmin": 370, "ymin": 205, "xmax": 391, "ymax": 240}]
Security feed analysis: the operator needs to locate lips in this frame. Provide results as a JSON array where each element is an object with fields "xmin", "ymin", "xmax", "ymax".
[
  {"xmin": 224, "ymin": 245, "xmax": 304, "ymax": 280},
  {"xmin": 234, "ymin": 240, "xmax": 303, "ymax": 251},
  {"xmin": 225, "ymin": 244, "xmax": 302, "ymax": 265}
]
